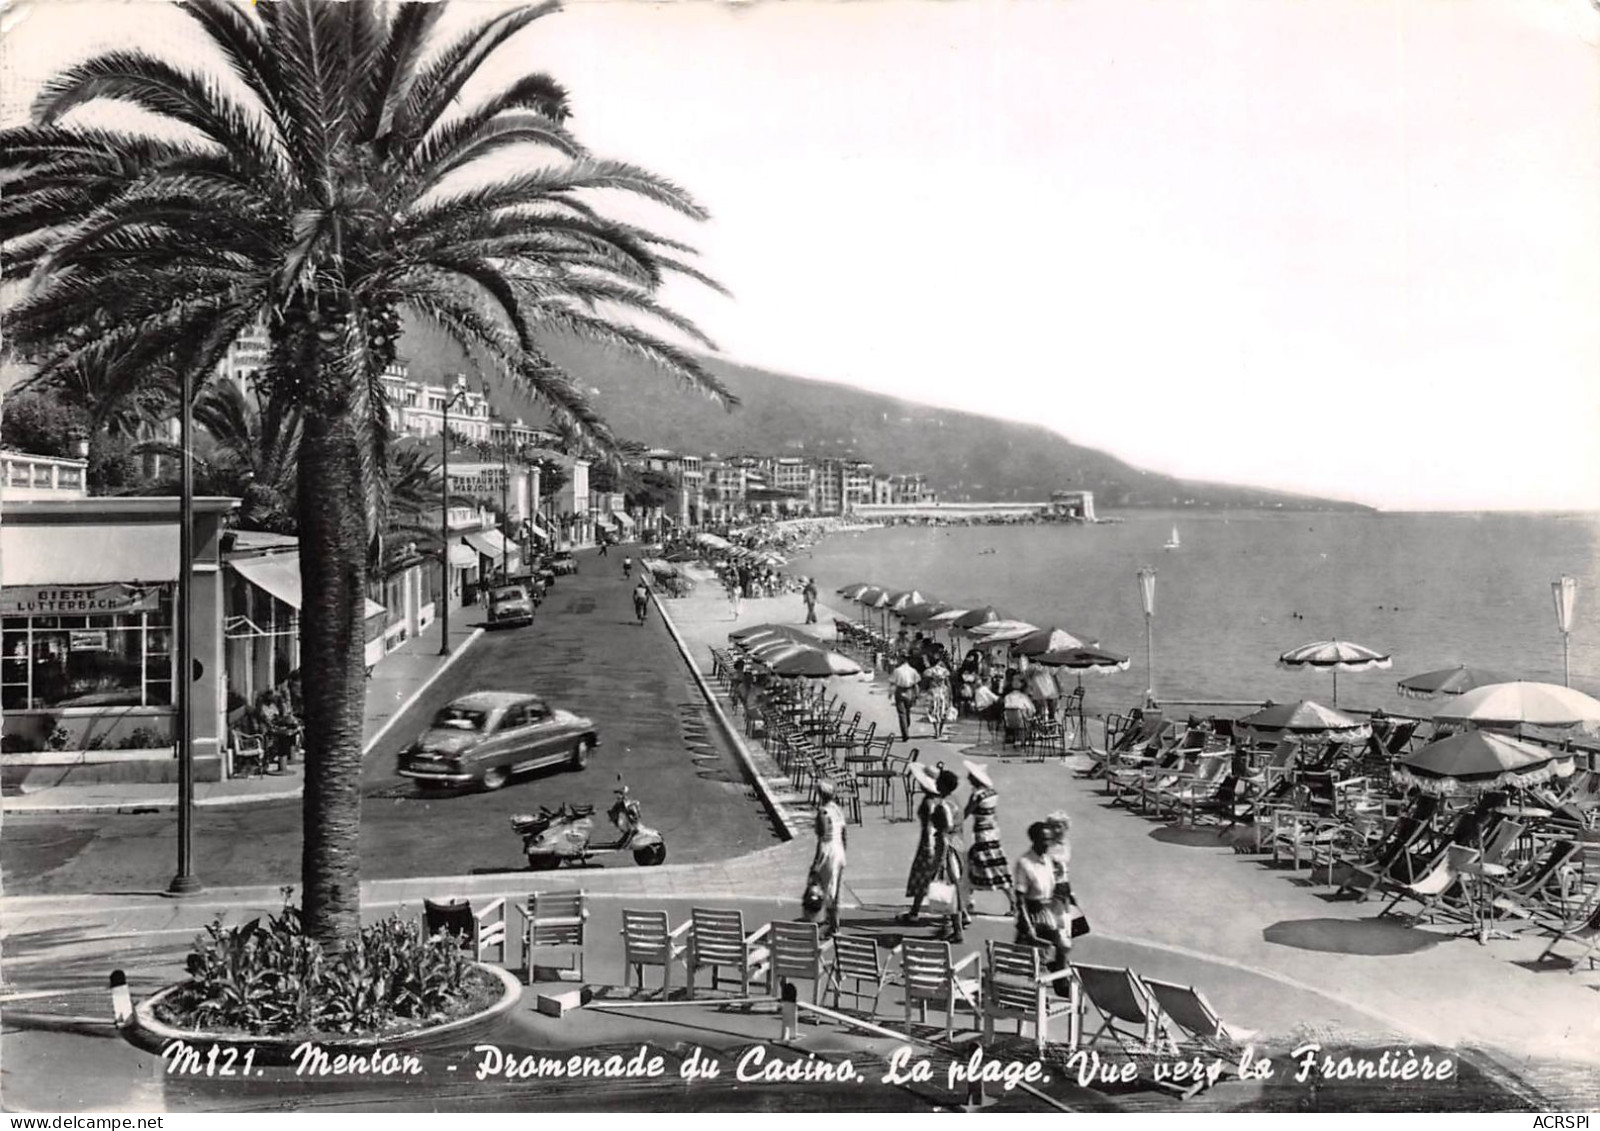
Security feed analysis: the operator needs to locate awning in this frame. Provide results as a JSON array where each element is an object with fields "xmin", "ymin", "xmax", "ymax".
[
  {"xmin": 3, "ymin": 523, "xmax": 179, "ymax": 585},
  {"xmin": 611, "ymin": 512, "xmax": 635, "ymax": 529},
  {"xmin": 464, "ymin": 530, "xmax": 507, "ymax": 561},
  {"xmin": 231, "ymin": 554, "xmax": 384, "ymax": 621},
  {"xmin": 448, "ymin": 544, "xmax": 477, "ymax": 569},
  {"xmin": 597, "ymin": 512, "xmax": 621, "ymax": 528},
  {"xmin": 230, "ymin": 554, "xmax": 303, "ymax": 609},
  {"xmin": 523, "ymin": 519, "xmax": 552, "ymax": 543}
]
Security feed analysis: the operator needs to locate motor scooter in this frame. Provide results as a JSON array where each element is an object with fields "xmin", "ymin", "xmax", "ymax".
[{"xmin": 511, "ymin": 777, "xmax": 667, "ymax": 870}]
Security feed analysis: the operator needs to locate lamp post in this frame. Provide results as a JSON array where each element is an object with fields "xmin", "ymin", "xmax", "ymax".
[
  {"xmin": 499, "ymin": 433, "xmax": 511, "ymax": 583},
  {"xmin": 168, "ymin": 363, "xmax": 201, "ymax": 895},
  {"xmin": 1136, "ymin": 566, "xmax": 1157, "ymax": 707},
  {"xmin": 438, "ymin": 377, "xmax": 470, "ymax": 657},
  {"xmin": 1553, "ymin": 575, "xmax": 1578, "ymax": 687}
]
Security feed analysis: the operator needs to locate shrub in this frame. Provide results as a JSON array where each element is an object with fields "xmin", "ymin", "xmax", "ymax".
[{"xmin": 157, "ymin": 897, "xmax": 490, "ymax": 1037}]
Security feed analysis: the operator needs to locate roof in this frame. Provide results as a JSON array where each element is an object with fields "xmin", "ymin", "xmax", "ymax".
[
  {"xmin": 448, "ymin": 690, "xmax": 540, "ymax": 711},
  {"xmin": 225, "ymin": 530, "xmax": 300, "ymax": 556}
]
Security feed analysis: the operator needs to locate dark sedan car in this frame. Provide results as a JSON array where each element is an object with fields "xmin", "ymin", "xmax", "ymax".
[{"xmin": 397, "ymin": 691, "xmax": 599, "ymax": 791}]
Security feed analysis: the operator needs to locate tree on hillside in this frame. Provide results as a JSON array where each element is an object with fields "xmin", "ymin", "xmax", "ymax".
[{"xmin": 3, "ymin": 0, "xmax": 729, "ymax": 945}]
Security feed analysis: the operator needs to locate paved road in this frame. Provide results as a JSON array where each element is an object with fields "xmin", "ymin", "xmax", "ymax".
[{"xmin": 1, "ymin": 553, "xmax": 781, "ymax": 895}]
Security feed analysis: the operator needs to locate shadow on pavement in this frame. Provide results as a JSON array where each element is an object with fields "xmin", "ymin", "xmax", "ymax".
[{"xmin": 1262, "ymin": 917, "xmax": 1446, "ymax": 956}]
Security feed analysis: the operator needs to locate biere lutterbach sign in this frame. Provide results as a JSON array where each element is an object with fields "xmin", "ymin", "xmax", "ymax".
[{"xmin": 1, "ymin": 584, "xmax": 163, "ymax": 617}]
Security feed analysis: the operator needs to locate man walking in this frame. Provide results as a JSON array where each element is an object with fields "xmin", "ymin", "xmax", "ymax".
[
  {"xmin": 890, "ymin": 657, "xmax": 921, "ymax": 741},
  {"xmin": 802, "ymin": 577, "xmax": 819, "ymax": 625},
  {"xmin": 632, "ymin": 578, "xmax": 651, "ymax": 624}
]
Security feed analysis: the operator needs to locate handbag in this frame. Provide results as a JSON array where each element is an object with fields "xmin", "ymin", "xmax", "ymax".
[
  {"xmin": 923, "ymin": 879, "xmax": 957, "ymax": 914},
  {"xmin": 1067, "ymin": 899, "xmax": 1091, "ymax": 938},
  {"xmin": 945, "ymin": 706, "xmax": 959, "ymax": 722}
]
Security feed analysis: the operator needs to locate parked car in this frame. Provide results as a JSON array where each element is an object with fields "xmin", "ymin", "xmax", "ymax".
[
  {"xmin": 487, "ymin": 583, "xmax": 535, "ymax": 628},
  {"xmin": 398, "ymin": 692, "xmax": 599, "ymax": 791},
  {"xmin": 548, "ymin": 550, "xmax": 578, "ymax": 576}
]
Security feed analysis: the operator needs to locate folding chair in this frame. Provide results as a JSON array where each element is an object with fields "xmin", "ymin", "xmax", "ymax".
[
  {"xmin": 230, "ymin": 732, "xmax": 266, "ymax": 779},
  {"xmin": 1071, "ymin": 963, "xmax": 1176, "ymax": 1055},
  {"xmin": 1535, "ymin": 886, "xmax": 1600, "ymax": 970},
  {"xmin": 620, "ymin": 908, "xmax": 689, "ymax": 996},
  {"xmin": 516, "ymin": 890, "xmax": 588, "ymax": 984},
  {"xmin": 981, "ymin": 940, "xmax": 1079, "ymax": 1053},
  {"xmin": 1143, "ymin": 978, "xmax": 1255, "ymax": 1055},
  {"xmin": 423, "ymin": 897, "xmax": 507, "ymax": 964}
]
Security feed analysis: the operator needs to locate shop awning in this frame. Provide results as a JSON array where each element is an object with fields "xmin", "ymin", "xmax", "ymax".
[
  {"xmin": 465, "ymin": 530, "xmax": 507, "ymax": 561},
  {"xmin": 527, "ymin": 519, "xmax": 552, "ymax": 542},
  {"xmin": 597, "ymin": 512, "xmax": 621, "ymax": 528},
  {"xmin": 448, "ymin": 544, "xmax": 478, "ymax": 568},
  {"xmin": 612, "ymin": 511, "xmax": 635, "ymax": 529},
  {"xmin": 232, "ymin": 553, "xmax": 384, "ymax": 620}
]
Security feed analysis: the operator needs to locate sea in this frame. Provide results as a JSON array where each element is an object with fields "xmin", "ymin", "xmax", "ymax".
[{"xmin": 795, "ymin": 510, "xmax": 1600, "ymax": 718}]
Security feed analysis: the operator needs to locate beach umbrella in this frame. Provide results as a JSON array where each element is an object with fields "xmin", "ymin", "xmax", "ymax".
[
  {"xmin": 1431, "ymin": 682, "xmax": 1600, "ymax": 731},
  {"xmin": 966, "ymin": 619, "xmax": 1040, "ymax": 644},
  {"xmin": 1031, "ymin": 645, "xmax": 1131, "ymax": 673},
  {"xmin": 769, "ymin": 649, "xmax": 863, "ymax": 679},
  {"xmin": 1236, "ymin": 699, "xmax": 1371, "ymax": 744},
  {"xmin": 1393, "ymin": 731, "xmax": 1575, "ymax": 797},
  {"xmin": 746, "ymin": 641, "xmax": 813, "ymax": 666},
  {"xmin": 926, "ymin": 607, "xmax": 971, "ymax": 627},
  {"xmin": 1396, "ymin": 665, "xmax": 1514, "ymax": 700},
  {"xmin": 1012, "ymin": 627, "xmax": 1092, "ymax": 657},
  {"xmin": 1278, "ymin": 639, "xmax": 1392, "ymax": 706},
  {"xmin": 886, "ymin": 590, "xmax": 930, "ymax": 623},
  {"xmin": 952, "ymin": 606, "xmax": 1006, "ymax": 631},
  {"xmin": 898, "ymin": 601, "xmax": 953, "ymax": 625},
  {"xmin": 836, "ymin": 582, "xmax": 875, "ymax": 599},
  {"xmin": 731, "ymin": 622, "xmax": 813, "ymax": 641}
]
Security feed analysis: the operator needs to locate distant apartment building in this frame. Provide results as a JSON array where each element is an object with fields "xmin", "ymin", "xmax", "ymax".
[
  {"xmin": 217, "ymin": 317, "xmax": 270, "ymax": 390},
  {"xmin": 378, "ymin": 364, "xmax": 493, "ymax": 444}
]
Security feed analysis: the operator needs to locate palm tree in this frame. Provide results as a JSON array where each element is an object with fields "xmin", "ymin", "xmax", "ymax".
[{"xmin": 3, "ymin": 0, "xmax": 731, "ymax": 945}]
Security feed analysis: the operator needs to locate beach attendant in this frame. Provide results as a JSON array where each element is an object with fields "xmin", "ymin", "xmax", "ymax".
[
  {"xmin": 963, "ymin": 761, "xmax": 1014, "ymax": 915},
  {"xmin": 804, "ymin": 778, "xmax": 847, "ymax": 937},
  {"xmin": 901, "ymin": 766, "xmax": 968, "ymax": 942}
]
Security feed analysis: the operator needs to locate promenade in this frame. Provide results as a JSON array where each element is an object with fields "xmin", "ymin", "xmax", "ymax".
[{"xmin": 3, "ymin": 554, "xmax": 1596, "ymax": 1112}]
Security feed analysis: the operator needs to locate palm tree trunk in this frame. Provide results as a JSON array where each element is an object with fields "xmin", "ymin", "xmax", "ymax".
[{"xmin": 296, "ymin": 407, "xmax": 369, "ymax": 947}]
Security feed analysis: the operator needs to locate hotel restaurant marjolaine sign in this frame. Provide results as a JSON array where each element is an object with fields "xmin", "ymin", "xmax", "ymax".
[{"xmin": 1, "ymin": 584, "xmax": 162, "ymax": 617}]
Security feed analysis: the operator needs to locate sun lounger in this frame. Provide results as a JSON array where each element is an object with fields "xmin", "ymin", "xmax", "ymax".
[
  {"xmin": 1072, "ymin": 963, "xmax": 1214, "ymax": 1099},
  {"xmin": 1535, "ymin": 884, "xmax": 1600, "ymax": 971},
  {"xmin": 1142, "ymin": 978, "xmax": 1256, "ymax": 1054}
]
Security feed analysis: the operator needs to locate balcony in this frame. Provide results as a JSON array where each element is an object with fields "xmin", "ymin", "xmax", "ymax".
[{"xmin": 1, "ymin": 451, "xmax": 89, "ymax": 500}]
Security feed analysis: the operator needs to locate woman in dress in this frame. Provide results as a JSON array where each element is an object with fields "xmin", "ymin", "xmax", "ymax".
[
  {"xmin": 964, "ymin": 762, "xmax": 1015, "ymax": 916},
  {"xmin": 901, "ymin": 767, "xmax": 968, "ymax": 942},
  {"xmin": 1013, "ymin": 821, "xmax": 1071, "ymax": 993},
  {"xmin": 804, "ymin": 778, "xmax": 847, "ymax": 937},
  {"xmin": 924, "ymin": 656, "xmax": 953, "ymax": 740},
  {"xmin": 957, "ymin": 651, "xmax": 982, "ymax": 716}
]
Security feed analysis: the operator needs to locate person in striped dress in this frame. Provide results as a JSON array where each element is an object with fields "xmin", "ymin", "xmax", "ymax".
[{"xmin": 964, "ymin": 761, "xmax": 1015, "ymax": 916}]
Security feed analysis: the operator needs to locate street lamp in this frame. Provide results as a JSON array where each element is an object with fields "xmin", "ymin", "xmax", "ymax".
[
  {"xmin": 1136, "ymin": 566, "xmax": 1157, "ymax": 707},
  {"xmin": 1553, "ymin": 575, "xmax": 1578, "ymax": 687},
  {"xmin": 499, "ymin": 431, "xmax": 512, "ymax": 583},
  {"xmin": 169, "ymin": 363, "xmax": 201, "ymax": 895},
  {"xmin": 438, "ymin": 376, "xmax": 471, "ymax": 657}
]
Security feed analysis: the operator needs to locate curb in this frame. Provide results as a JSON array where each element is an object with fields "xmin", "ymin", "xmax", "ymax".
[
  {"xmin": 363, "ymin": 626, "xmax": 487, "ymax": 757},
  {"xmin": 648, "ymin": 583, "xmax": 800, "ymax": 842},
  {"xmin": 2, "ymin": 628, "xmax": 488, "ymax": 817}
]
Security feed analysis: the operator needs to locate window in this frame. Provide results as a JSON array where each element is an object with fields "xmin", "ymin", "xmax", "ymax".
[{"xmin": 1, "ymin": 589, "xmax": 174, "ymax": 710}]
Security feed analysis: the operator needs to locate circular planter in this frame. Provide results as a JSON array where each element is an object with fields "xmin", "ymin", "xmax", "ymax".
[{"xmin": 122, "ymin": 962, "xmax": 522, "ymax": 1065}]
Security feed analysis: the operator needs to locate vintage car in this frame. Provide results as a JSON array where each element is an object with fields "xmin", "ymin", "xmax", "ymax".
[
  {"xmin": 486, "ymin": 583, "xmax": 535, "ymax": 628},
  {"xmin": 398, "ymin": 692, "xmax": 599, "ymax": 791},
  {"xmin": 547, "ymin": 550, "xmax": 578, "ymax": 576}
]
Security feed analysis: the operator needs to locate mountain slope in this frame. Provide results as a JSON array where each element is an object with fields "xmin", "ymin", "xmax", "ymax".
[{"xmin": 397, "ymin": 326, "xmax": 1369, "ymax": 511}]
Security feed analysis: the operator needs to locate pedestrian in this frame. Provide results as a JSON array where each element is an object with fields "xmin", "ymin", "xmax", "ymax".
[
  {"xmin": 632, "ymin": 578, "xmax": 650, "ymax": 624},
  {"xmin": 890, "ymin": 656, "xmax": 921, "ymax": 741},
  {"xmin": 725, "ymin": 572, "xmax": 743, "ymax": 620},
  {"xmin": 964, "ymin": 762, "xmax": 1015, "ymax": 915},
  {"xmin": 1013, "ymin": 820, "xmax": 1071, "ymax": 993},
  {"xmin": 957, "ymin": 651, "xmax": 981, "ymax": 716},
  {"xmin": 598, "ymin": 539, "xmax": 609, "ymax": 557},
  {"xmin": 622, "ymin": 555, "xmax": 632, "ymax": 579},
  {"xmin": 900, "ymin": 767, "xmax": 968, "ymax": 942},
  {"xmin": 804, "ymin": 778, "xmax": 847, "ymax": 938},
  {"xmin": 802, "ymin": 577, "xmax": 819, "ymax": 625},
  {"xmin": 924, "ymin": 654, "xmax": 953, "ymax": 740}
]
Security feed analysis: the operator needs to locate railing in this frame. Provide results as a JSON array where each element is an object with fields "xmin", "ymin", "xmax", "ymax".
[{"xmin": 1, "ymin": 451, "xmax": 88, "ymax": 499}]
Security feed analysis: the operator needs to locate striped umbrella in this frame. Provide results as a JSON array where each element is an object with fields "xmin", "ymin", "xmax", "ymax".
[
  {"xmin": 1031, "ymin": 645, "xmax": 1131, "ymax": 673},
  {"xmin": 1236, "ymin": 699, "xmax": 1371, "ymax": 744},
  {"xmin": 1431, "ymin": 682, "xmax": 1600, "ymax": 730},
  {"xmin": 1012, "ymin": 627, "xmax": 1091, "ymax": 657},
  {"xmin": 898, "ymin": 601, "xmax": 953, "ymax": 625},
  {"xmin": 1278, "ymin": 639, "xmax": 1392, "ymax": 706},
  {"xmin": 769, "ymin": 649, "xmax": 864, "ymax": 680},
  {"xmin": 966, "ymin": 619, "xmax": 1040, "ymax": 645},
  {"xmin": 952, "ymin": 606, "xmax": 1006, "ymax": 631},
  {"xmin": 837, "ymin": 582, "xmax": 876, "ymax": 599}
]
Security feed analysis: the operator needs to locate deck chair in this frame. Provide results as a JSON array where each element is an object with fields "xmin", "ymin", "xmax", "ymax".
[
  {"xmin": 423, "ymin": 897, "xmax": 507, "ymax": 964},
  {"xmin": 981, "ymin": 940, "xmax": 1080, "ymax": 1053},
  {"xmin": 1149, "ymin": 755, "xmax": 1230, "ymax": 822},
  {"xmin": 1490, "ymin": 838, "xmax": 1585, "ymax": 929},
  {"xmin": 899, "ymin": 937, "xmax": 982, "ymax": 1042},
  {"xmin": 1071, "ymin": 963, "xmax": 1176, "ymax": 1056},
  {"xmin": 829, "ymin": 934, "xmax": 892, "ymax": 1016},
  {"xmin": 1535, "ymin": 885, "xmax": 1600, "ymax": 970},
  {"xmin": 1143, "ymin": 979, "xmax": 1254, "ymax": 1055},
  {"xmin": 1380, "ymin": 844, "xmax": 1480, "ymax": 923},
  {"xmin": 767, "ymin": 921, "xmax": 830, "ymax": 1003},
  {"xmin": 516, "ymin": 890, "xmax": 587, "ymax": 984},
  {"xmin": 620, "ymin": 908, "xmax": 689, "ymax": 996},
  {"xmin": 686, "ymin": 908, "xmax": 771, "ymax": 999}
]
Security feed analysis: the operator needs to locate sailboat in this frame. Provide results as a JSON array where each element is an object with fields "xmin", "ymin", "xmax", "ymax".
[{"xmin": 1163, "ymin": 525, "xmax": 1181, "ymax": 551}]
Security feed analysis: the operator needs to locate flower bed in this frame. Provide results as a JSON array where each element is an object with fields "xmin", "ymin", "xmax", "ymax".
[{"xmin": 150, "ymin": 900, "xmax": 511, "ymax": 1042}]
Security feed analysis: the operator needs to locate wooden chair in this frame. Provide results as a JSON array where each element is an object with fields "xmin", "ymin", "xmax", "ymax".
[
  {"xmin": 620, "ymin": 908, "xmax": 689, "ymax": 996},
  {"xmin": 898, "ymin": 937, "xmax": 981, "ymax": 1042},
  {"xmin": 981, "ymin": 940, "xmax": 1080, "ymax": 1052},
  {"xmin": 1143, "ymin": 978, "xmax": 1254, "ymax": 1054},
  {"xmin": 423, "ymin": 897, "xmax": 507, "ymax": 964},
  {"xmin": 230, "ymin": 732, "xmax": 266, "ymax": 779},
  {"xmin": 516, "ymin": 890, "xmax": 588, "ymax": 984},
  {"xmin": 767, "ymin": 921, "xmax": 830, "ymax": 1003},
  {"xmin": 686, "ymin": 908, "xmax": 771, "ymax": 999},
  {"xmin": 829, "ymin": 934, "xmax": 891, "ymax": 1015}
]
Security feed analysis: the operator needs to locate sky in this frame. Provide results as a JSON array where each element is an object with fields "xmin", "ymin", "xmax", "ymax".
[{"xmin": 5, "ymin": 0, "xmax": 1600, "ymax": 511}]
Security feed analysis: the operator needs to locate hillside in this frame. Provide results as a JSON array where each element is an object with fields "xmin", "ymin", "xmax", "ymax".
[{"xmin": 397, "ymin": 326, "xmax": 1370, "ymax": 512}]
